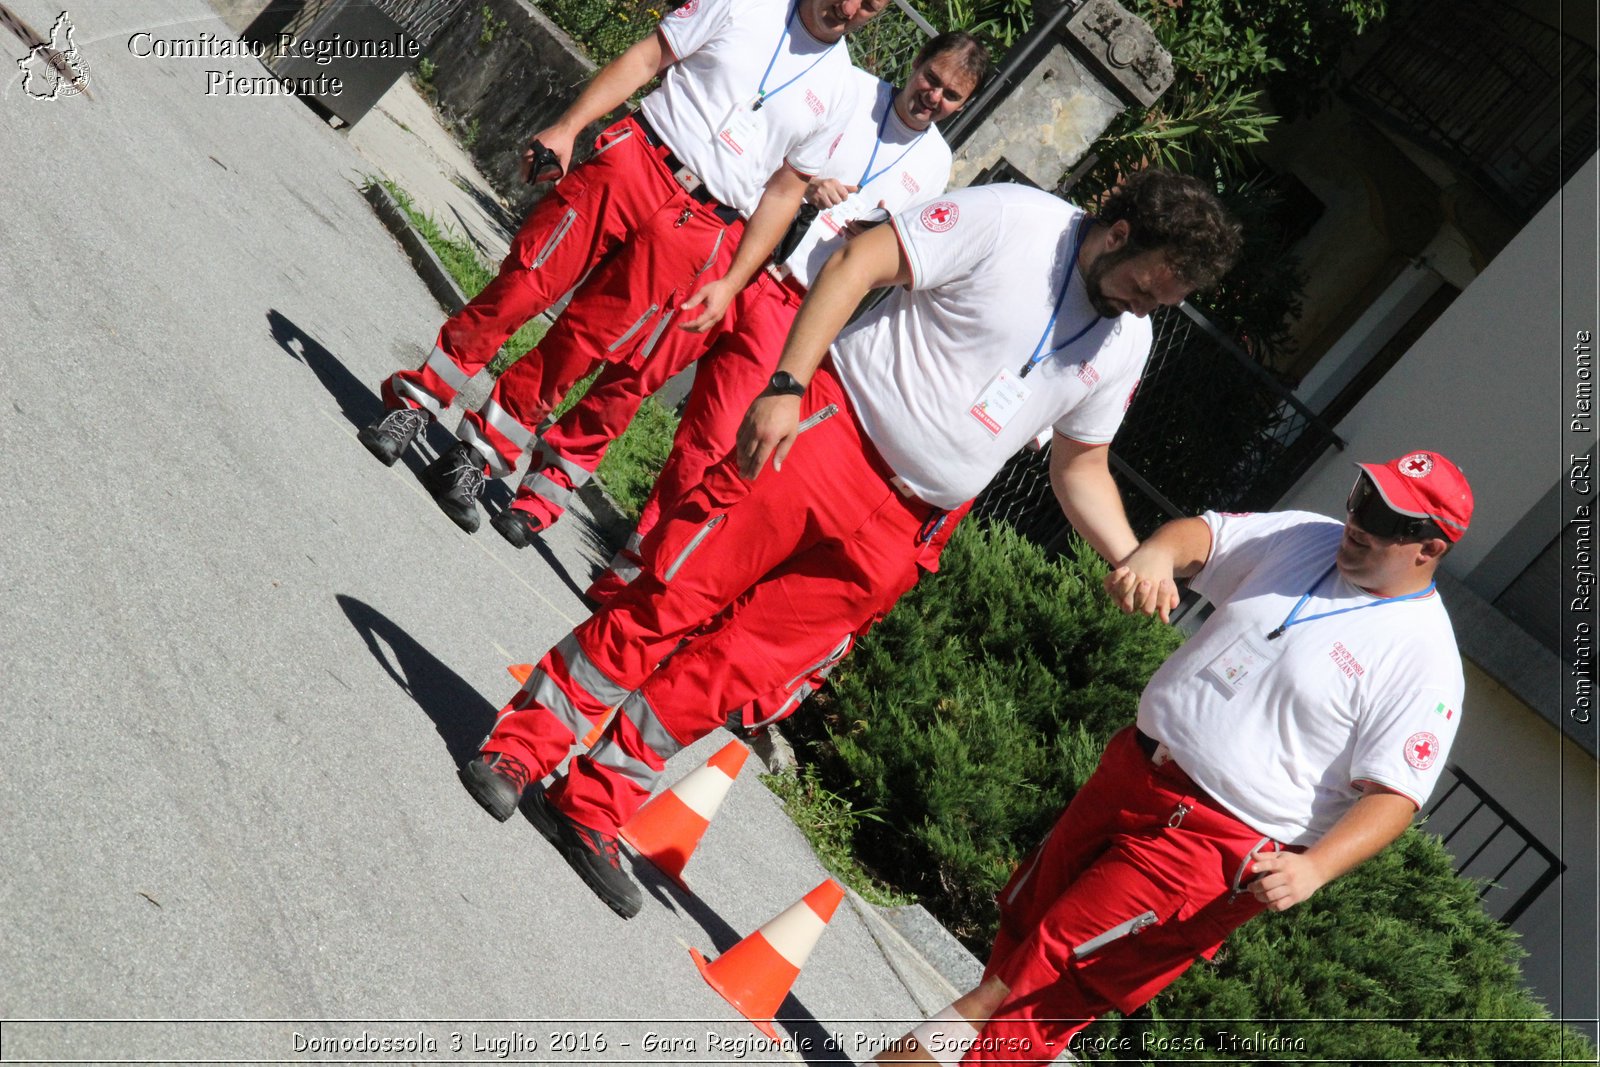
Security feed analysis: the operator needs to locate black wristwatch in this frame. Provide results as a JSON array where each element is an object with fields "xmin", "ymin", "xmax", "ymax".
[{"xmin": 765, "ymin": 371, "xmax": 808, "ymax": 398}]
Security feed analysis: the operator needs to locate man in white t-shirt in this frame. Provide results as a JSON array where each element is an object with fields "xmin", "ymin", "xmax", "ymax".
[
  {"xmin": 357, "ymin": 0, "xmax": 888, "ymax": 533},
  {"xmin": 494, "ymin": 35, "xmax": 985, "ymax": 558},
  {"xmin": 876, "ymin": 450, "xmax": 1474, "ymax": 1066},
  {"xmin": 455, "ymin": 169, "xmax": 1241, "ymax": 919}
]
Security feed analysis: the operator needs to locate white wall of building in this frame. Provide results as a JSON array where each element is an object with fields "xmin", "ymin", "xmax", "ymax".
[{"xmin": 1276, "ymin": 154, "xmax": 1596, "ymax": 582}]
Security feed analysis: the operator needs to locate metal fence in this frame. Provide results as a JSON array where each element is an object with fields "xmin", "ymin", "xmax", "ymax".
[
  {"xmin": 973, "ymin": 301, "xmax": 1345, "ymax": 551},
  {"xmin": 1425, "ymin": 764, "xmax": 1564, "ymax": 925},
  {"xmin": 270, "ymin": 0, "xmax": 468, "ymax": 48},
  {"xmin": 539, "ymin": 0, "xmax": 936, "ymax": 80},
  {"xmin": 1342, "ymin": 0, "xmax": 1597, "ymax": 225}
]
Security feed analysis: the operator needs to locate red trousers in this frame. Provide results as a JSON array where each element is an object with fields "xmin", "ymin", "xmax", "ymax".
[
  {"xmin": 380, "ymin": 114, "xmax": 742, "ymax": 477},
  {"xmin": 481, "ymin": 362, "xmax": 952, "ymax": 832},
  {"xmin": 961, "ymin": 727, "xmax": 1278, "ymax": 1065},
  {"xmin": 505, "ymin": 265, "xmax": 805, "ymax": 532},
  {"xmin": 583, "ymin": 268, "xmax": 805, "ymax": 596}
]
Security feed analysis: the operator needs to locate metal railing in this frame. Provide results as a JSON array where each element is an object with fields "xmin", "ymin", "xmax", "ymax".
[
  {"xmin": 973, "ymin": 301, "xmax": 1345, "ymax": 546},
  {"xmin": 1425, "ymin": 764, "xmax": 1564, "ymax": 925},
  {"xmin": 1342, "ymin": 0, "xmax": 1597, "ymax": 224}
]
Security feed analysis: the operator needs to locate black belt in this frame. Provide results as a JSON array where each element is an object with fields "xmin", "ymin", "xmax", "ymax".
[{"xmin": 632, "ymin": 112, "xmax": 742, "ymax": 227}]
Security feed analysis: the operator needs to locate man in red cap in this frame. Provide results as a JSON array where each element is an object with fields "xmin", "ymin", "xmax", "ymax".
[{"xmin": 873, "ymin": 450, "xmax": 1474, "ymax": 1066}]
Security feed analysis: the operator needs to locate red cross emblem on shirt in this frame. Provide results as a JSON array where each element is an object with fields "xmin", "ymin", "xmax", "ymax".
[
  {"xmin": 1405, "ymin": 730, "xmax": 1439, "ymax": 769},
  {"xmin": 920, "ymin": 200, "xmax": 959, "ymax": 232}
]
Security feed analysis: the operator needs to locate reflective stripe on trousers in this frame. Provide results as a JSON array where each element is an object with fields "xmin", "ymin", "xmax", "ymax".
[
  {"xmin": 458, "ymin": 397, "xmax": 537, "ymax": 477},
  {"xmin": 587, "ymin": 690, "xmax": 685, "ymax": 790},
  {"xmin": 390, "ymin": 345, "xmax": 470, "ymax": 416}
]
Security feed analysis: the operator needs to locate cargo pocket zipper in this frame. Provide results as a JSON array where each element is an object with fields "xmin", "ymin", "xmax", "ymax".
[
  {"xmin": 796, "ymin": 404, "xmax": 838, "ymax": 433},
  {"xmin": 608, "ymin": 304, "xmax": 660, "ymax": 353},
  {"xmin": 1072, "ymin": 910, "xmax": 1158, "ymax": 959},
  {"xmin": 531, "ymin": 209, "xmax": 578, "ymax": 270},
  {"xmin": 662, "ymin": 515, "xmax": 725, "ymax": 582}
]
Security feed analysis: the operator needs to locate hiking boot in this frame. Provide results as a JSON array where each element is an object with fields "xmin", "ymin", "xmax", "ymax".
[
  {"xmin": 490, "ymin": 506, "xmax": 547, "ymax": 549},
  {"xmin": 357, "ymin": 406, "xmax": 426, "ymax": 466},
  {"xmin": 525, "ymin": 789, "xmax": 642, "ymax": 919},
  {"xmin": 458, "ymin": 752, "xmax": 531, "ymax": 822},
  {"xmin": 421, "ymin": 442, "xmax": 488, "ymax": 533}
]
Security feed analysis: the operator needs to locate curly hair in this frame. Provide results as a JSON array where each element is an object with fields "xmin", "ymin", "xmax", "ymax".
[{"xmin": 1097, "ymin": 168, "xmax": 1243, "ymax": 291}]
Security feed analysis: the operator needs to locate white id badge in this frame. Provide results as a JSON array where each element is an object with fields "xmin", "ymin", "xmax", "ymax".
[
  {"xmin": 715, "ymin": 98, "xmax": 766, "ymax": 157},
  {"xmin": 819, "ymin": 191, "xmax": 872, "ymax": 236},
  {"xmin": 969, "ymin": 368, "xmax": 1031, "ymax": 438},
  {"xmin": 1202, "ymin": 632, "xmax": 1283, "ymax": 693}
]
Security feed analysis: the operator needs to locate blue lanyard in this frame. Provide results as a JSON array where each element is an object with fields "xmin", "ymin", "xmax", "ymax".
[
  {"xmin": 1266, "ymin": 564, "xmax": 1437, "ymax": 640},
  {"xmin": 754, "ymin": 0, "xmax": 833, "ymax": 110},
  {"xmin": 1018, "ymin": 217, "xmax": 1096, "ymax": 379},
  {"xmin": 857, "ymin": 85, "xmax": 925, "ymax": 189}
]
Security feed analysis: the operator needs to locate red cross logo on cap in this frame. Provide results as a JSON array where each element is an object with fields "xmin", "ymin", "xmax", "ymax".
[
  {"xmin": 921, "ymin": 201, "xmax": 959, "ymax": 232},
  {"xmin": 1405, "ymin": 731, "xmax": 1439, "ymax": 769},
  {"xmin": 1400, "ymin": 452, "xmax": 1433, "ymax": 478}
]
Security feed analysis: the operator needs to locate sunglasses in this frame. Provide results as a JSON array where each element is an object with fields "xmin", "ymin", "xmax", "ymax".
[{"xmin": 1346, "ymin": 474, "xmax": 1446, "ymax": 542}]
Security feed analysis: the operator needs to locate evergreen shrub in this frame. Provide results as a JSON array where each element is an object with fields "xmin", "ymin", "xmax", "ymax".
[{"xmin": 791, "ymin": 520, "xmax": 1183, "ymax": 944}]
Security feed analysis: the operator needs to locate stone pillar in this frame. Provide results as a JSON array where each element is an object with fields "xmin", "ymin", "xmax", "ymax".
[{"xmin": 950, "ymin": 0, "xmax": 1173, "ymax": 189}]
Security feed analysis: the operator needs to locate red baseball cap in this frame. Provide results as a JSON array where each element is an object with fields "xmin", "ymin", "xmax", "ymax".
[{"xmin": 1355, "ymin": 450, "xmax": 1473, "ymax": 542}]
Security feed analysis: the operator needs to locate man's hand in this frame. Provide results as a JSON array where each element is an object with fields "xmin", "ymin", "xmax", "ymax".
[
  {"xmin": 806, "ymin": 178, "xmax": 858, "ymax": 209},
  {"xmin": 521, "ymin": 125, "xmax": 577, "ymax": 181},
  {"xmin": 1103, "ymin": 545, "xmax": 1181, "ymax": 623},
  {"xmin": 679, "ymin": 276, "xmax": 740, "ymax": 333},
  {"xmin": 842, "ymin": 199, "xmax": 890, "ymax": 238},
  {"xmin": 735, "ymin": 393, "xmax": 802, "ymax": 479},
  {"xmin": 1247, "ymin": 850, "xmax": 1330, "ymax": 912}
]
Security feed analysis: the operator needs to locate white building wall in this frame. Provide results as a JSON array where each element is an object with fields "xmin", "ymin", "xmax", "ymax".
[{"xmin": 1276, "ymin": 153, "xmax": 1597, "ymax": 581}]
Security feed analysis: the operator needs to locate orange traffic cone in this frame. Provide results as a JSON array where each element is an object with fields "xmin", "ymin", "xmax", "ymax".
[
  {"xmin": 690, "ymin": 878, "xmax": 845, "ymax": 1040},
  {"xmin": 620, "ymin": 739, "xmax": 748, "ymax": 888}
]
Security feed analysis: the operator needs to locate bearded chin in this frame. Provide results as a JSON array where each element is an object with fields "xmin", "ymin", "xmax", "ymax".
[{"xmin": 1085, "ymin": 284, "xmax": 1120, "ymax": 319}]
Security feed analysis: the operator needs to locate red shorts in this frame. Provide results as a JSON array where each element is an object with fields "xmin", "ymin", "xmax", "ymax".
[{"xmin": 964, "ymin": 727, "xmax": 1278, "ymax": 1064}]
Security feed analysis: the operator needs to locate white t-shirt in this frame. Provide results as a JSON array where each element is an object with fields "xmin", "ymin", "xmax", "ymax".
[
  {"xmin": 778, "ymin": 72, "xmax": 952, "ymax": 289},
  {"xmin": 642, "ymin": 0, "xmax": 857, "ymax": 217},
  {"xmin": 1138, "ymin": 510, "xmax": 1466, "ymax": 846},
  {"xmin": 831, "ymin": 184, "xmax": 1152, "ymax": 509}
]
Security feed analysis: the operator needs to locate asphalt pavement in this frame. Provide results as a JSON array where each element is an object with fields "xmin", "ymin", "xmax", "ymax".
[{"xmin": 0, "ymin": 2, "xmax": 947, "ymax": 1062}]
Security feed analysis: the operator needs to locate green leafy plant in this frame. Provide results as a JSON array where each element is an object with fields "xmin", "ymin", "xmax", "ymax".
[
  {"xmin": 763, "ymin": 766, "xmax": 914, "ymax": 907},
  {"xmin": 478, "ymin": 5, "xmax": 510, "ymax": 48}
]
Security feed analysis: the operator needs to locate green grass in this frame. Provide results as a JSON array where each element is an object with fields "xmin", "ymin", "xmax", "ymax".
[
  {"xmin": 593, "ymin": 396, "xmax": 679, "ymax": 517},
  {"xmin": 763, "ymin": 767, "xmax": 916, "ymax": 908},
  {"xmin": 375, "ymin": 178, "xmax": 545, "ymax": 373}
]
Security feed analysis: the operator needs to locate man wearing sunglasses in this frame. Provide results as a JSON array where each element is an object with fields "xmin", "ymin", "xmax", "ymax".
[{"xmin": 874, "ymin": 450, "xmax": 1473, "ymax": 1065}]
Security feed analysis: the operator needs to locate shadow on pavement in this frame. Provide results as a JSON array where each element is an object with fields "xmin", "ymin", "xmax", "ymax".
[
  {"xmin": 269, "ymin": 308, "xmax": 383, "ymax": 429},
  {"xmin": 336, "ymin": 593, "xmax": 495, "ymax": 766},
  {"xmin": 448, "ymin": 175, "xmax": 522, "ymax": 243},
  {"xmin": 269, "ymin": 307, "xmax": 455, "ymax": 481}
]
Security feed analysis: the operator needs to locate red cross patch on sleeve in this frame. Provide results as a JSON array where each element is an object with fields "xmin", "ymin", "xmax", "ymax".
[
  {"xmin": 920, "ymin": 201, "xmax": 958, "ymax": 232},
  {"xmin": 1405, "ymin": 731, "xmax": 1440, "ymax": 770}
]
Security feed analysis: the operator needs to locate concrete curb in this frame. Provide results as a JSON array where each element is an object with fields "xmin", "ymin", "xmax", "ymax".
[
  {"xmin": 362, "ymin": 181, "xmax": 468, "ymax": 315},
  {"xmin": 844, "ymin": 889, "xmax": 965, "ymax": 1016}
]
